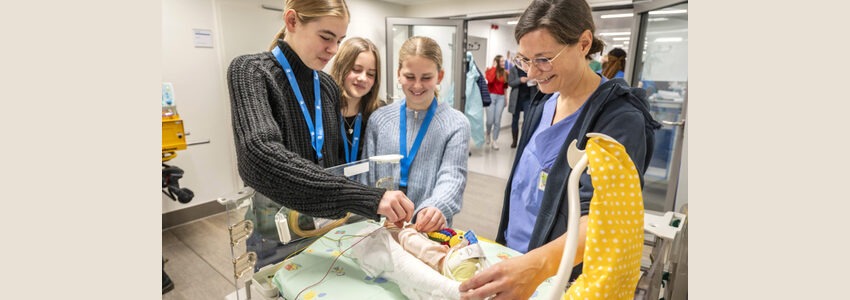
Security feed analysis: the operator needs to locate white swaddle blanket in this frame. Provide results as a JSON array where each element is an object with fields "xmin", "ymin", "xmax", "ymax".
[{"xmin": 350, "ymin": 223, "xmax": 461, "ymax": 300}]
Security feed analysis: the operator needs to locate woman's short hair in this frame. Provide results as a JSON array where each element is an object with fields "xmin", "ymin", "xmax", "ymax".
[{"xmin": 514, "ymin": 0, "xmax": 605, "ymax": 59}]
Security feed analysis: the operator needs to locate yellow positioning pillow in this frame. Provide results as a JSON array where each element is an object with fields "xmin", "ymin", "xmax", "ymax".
[{"xmin": 564, "ymin": 136, "xmax": 644, "ymax": 300}]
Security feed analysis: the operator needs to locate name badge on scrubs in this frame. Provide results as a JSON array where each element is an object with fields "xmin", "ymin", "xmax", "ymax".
[{"xmin": 538, "ymin": 170, "xmax": 549, "ymax": 191}]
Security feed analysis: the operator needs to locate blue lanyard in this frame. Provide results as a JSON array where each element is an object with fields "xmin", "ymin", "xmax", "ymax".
[
  {"xmin": 340, "ymin": 113, "xmax": 362, "ymax": 163},
  {"xmin": 399, "ymin": 98, "xmax": 437, "ymax": 187},
  {"xmin": 272, "ymin": 46, "xmax": 324, "ymax": 163}
]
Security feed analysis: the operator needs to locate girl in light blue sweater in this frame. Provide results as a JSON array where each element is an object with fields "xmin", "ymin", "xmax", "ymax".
[{"xmin": 363, "ymin": 36, "xmax": 470, "ymax": 233}]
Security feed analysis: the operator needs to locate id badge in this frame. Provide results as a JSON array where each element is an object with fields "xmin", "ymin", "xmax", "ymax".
[{"xmin": 538, "ymin": 170, "xmax": 549, "ymax": 191}]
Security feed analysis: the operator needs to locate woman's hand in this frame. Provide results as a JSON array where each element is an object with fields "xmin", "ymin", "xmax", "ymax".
[
  {"xmin": 413, "ymin": 207, "xmax": 446, "ymax": 232},
  {"xmin": 460, "ymin": 224, "xmax": 584, "ymax": 300},
  {"xmin": 459, "ymin": 250, "xmax": 549, "ymax": 300},
  {"xmin": 378, "ymin": 190, "xmax": 415, "ymax": 228}
]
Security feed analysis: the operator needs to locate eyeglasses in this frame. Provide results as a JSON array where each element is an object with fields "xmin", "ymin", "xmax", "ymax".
[{"xmin": 511, "ymin": 46, "xmax": 568, "ymax": 72}]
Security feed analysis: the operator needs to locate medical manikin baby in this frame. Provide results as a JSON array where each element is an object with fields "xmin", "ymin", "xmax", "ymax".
[{"xmin": 350, "ymin": 222, "xmax": 488, "ymax": 300}]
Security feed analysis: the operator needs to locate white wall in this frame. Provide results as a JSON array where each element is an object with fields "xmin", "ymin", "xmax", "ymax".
[
  {"xmin": 337, "ymin": 0, "xmax": 406, "ymax": 102},
  {"xmin": 404, "ymin": 0, "xmax": 532, "ymax": 18},
  {"xmin": 218, "ymin": 0, "xmax": 404, "ymax": 105},
  {"xmin": 162, "ymin": 0, "xmax": 240, "ymax": 213},
  {"xmin": 467, "ymin": 23, "xmax": 491, "ymax": 69},
  {"xmin": 467, "ymin": 35, "xmax": 488, "ymax": 90},
  {"xmin": 217, "ymin": 0, "xmax": 282, "ymax": 67},
  {"xmin": 405, "ymin": 0, "xmax": 632, "ymax": 18},
  {"xmin": 403, "ymin": 0, "xmax": 630, "ymax": 18}
]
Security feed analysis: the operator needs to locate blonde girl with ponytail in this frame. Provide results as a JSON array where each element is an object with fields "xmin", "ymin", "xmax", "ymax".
[
  {"xmin": 227, "ymin": 0, "xmax": 415, "ymax": 266},
  {"xmin": 362, "ymin": 36, "xmax": 471, "ymax": 234}
]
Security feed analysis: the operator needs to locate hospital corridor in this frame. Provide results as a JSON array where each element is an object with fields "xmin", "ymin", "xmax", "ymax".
[{"xmin": 161, "ymin": 0, "xmax": 689, "ymax": 298}]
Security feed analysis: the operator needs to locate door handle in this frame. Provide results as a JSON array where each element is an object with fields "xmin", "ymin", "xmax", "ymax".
[{"xmin": 661, "ymin": 119, "xmax": 685, "ymax": 127}]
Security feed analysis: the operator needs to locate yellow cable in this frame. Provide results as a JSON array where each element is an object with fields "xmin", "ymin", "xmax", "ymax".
[
  {"xmin": 162, "ymin": 151, "xmax": 177, "ymax": 162},
  {"xmin": 288, "ymin": 210, "xmax": 351, "ymax": 238}
]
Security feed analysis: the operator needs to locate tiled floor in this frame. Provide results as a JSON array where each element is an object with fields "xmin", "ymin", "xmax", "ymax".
[
  {"xmin": 467, "ymin": 127, "xmax": 519, "ymax": 180},
  {"xmin": 162, "ymin": 214, "xmax": 236, "ymax": 300}
]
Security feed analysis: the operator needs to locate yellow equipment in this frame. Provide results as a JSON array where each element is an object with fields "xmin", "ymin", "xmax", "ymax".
[
  {"xmin": 162, "ymin": 112, "xmax": 187, "ymax": 162},
  {"xmin": 162, "ymin": 82, "xmax": 187, "ymax": 162}
]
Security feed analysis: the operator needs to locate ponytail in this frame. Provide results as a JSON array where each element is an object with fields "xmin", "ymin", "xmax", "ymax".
[
  {"xmin": 267, "ymin": 0, "xmax": 350, "ymax": 51},
  {"xmin": 268, "ymin": 26, "xmax": 286, "ymax": 51},
  {"xmin": 588, "ymin": 37, "xmax": 605, "ymax": 60}
]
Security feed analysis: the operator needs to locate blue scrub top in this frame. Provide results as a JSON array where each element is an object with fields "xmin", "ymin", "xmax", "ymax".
[{"xmin": 504, "ymin": 76, "xmax": 608, "ymax": 253}]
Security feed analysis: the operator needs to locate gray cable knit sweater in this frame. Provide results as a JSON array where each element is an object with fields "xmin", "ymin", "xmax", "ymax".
[
  {"xmin": 227, "ymin": 40, "xmax": 384, "ymax": 220},
  {"xmin": 362, "ymin": 101, "xmax": 470, "ymax": 225}
]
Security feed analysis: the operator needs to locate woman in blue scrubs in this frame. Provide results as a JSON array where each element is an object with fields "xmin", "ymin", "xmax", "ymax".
[{"xmin": 459, "ymin": 0, "xmax": 660, "ymax": 298}]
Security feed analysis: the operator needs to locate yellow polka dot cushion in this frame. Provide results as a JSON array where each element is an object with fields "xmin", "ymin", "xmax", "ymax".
[{"xmin": 564, "ymin": 135, "xmax": 644, "ymax": 300}]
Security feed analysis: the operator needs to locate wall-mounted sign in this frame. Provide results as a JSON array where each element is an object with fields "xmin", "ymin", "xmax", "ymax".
[{"xmin": 193, "ymin": 29, "xmax": 214, "ymax": 48}]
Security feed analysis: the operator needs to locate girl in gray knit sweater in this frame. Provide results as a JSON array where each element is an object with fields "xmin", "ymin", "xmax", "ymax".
[
  {"xmin": 363, "ymin": 36, "xmax": 471, "ymax": 233},
  {"xmin": 227, "ymin": 0, "xmax": 415, "ymax": 247}
]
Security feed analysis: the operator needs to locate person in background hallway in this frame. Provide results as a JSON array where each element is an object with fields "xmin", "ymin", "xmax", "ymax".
[
  {"xmin": 459, "ymin": 0, "xmax": 660, "ymax": 298},
  {"xmin": 330, "ymin": 37, "xmax": 384, "ymax": 163},
  {"xmin": 601, "ymin": 47, "xmax": 627, "ymax": 79},
  {"xmin": 505, "ymin": 50, "xmax": 514, "ymax": 71},
  {"xmin": 588, "ymin": 54, "xmax": 602, "ymax": 73},
  {"xmin": 485, "ymin": 55, "xmax": 508, "ymax": 150},
  {"xmin": 507, "ymin": 64, "xmax": 538, "ymax": 148},
  {"xmin": 363, "ymin": 36, "xmax": 470, "ymax": 233},
  {"xmin": 226, "ymin": 0, "xmax": 415, "ymax": 267}
]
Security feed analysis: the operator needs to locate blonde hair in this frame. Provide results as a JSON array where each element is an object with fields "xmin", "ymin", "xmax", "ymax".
[
  {"xmin": 397, "ymin": 36, "xmax": 443, "ymax": 98},
  {"xmin": 330, "ymin": 37, "xmax": 382, "ymax": 118},
  {"xmin": 268, "ymin": 0, "xmax": 350, "ymax": 50}
]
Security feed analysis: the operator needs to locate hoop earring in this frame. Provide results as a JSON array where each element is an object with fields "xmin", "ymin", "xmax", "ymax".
[
  {"xmin": 436, "ymin": 85, "xmax": 442, "ymax": 92},
  {"xmin": 396, "ymin": 82, "xmax": 403, "ymax": 90}
]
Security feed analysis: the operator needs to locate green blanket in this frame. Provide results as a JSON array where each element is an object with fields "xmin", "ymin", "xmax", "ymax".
[{"xmin": 272, "ymin": 221, "xmax": 556, "ymax": 299}]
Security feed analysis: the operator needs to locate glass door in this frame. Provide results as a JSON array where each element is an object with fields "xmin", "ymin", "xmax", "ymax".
[
  {"xmin": 385, "ymin": 18, "xmax": 466, "ymax": 111},
  {"xmin": 592, "ymin": 5, "xmax": 637, "ymax": 75},
  {"xmin": 628, "ymin": 1, "xmax": 688, "ymax": 212}
]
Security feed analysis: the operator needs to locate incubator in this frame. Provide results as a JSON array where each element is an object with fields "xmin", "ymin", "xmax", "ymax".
[
  {"xmin": 217, "ymin": 155, "xmax": 558, "ymax": 300},
  {"xmin": 216, "ymin": 138, "xmax": 688, "ymax": 300}
]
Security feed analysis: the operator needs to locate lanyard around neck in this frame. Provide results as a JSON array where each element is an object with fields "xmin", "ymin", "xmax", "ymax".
[
  {"xmin": 340, "ymin": 113, "xmax": 362, "ymax": 163},
  {"xmin": 399, "ymin": 98, "xmax": 438, "ymax": 187},
  {"xmin": 272, "ymin": 46, "xmax": 324, "ymax": 164}
]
